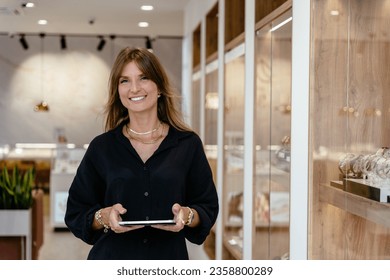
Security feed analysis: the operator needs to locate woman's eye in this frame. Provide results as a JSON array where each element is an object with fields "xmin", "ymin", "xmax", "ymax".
[
  {"xmin": 119, "ymin": 79, "xmax": 128, "ymax": 84},
  {"xmin": 140, "ymin": 76, "xmax": 148, "ymax": 81}
]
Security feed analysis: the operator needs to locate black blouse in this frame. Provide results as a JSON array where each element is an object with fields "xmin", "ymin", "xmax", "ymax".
[{"xmin": 64, "ymin": 124, "xmax": 219, "ymax": 260}]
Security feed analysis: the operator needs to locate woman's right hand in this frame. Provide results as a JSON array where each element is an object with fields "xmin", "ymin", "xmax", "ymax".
[{"xmin": 94, "ymin": 203, "xmax": 144, "ymax": 233}]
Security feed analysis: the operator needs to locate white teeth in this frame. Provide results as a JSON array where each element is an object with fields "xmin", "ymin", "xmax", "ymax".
[{"xmin": 131, "ymin": 96, "xmax": 145, "ymax": 101}]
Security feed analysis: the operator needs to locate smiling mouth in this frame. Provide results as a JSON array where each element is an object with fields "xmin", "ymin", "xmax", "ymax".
[{"xmin": 130, "ymin": 96, "xmax": 146, "ymax": 102}]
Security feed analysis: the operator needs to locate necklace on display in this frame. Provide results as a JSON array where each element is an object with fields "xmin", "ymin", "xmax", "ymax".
[{"xmin": 128, "ymin": 122, "xmax": 161, "ymax": 135}]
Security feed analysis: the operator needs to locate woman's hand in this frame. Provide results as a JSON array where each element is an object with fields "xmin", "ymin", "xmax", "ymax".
[
  {"xmin": 152, "ymin": 203, "xmax": 198, "ymax": 232},
  {"xmin": 94, "ymin": 203, "xmax": 144, "ymax": 233}
]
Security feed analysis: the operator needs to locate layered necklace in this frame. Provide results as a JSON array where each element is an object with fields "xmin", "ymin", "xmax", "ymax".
[
  {"xmin": 126, "ymin": 122, "xmax": 164, "ymax": 144},
  {"xmin": 128, "ymin": 122, "xmax": 161, "ymax": 135}
]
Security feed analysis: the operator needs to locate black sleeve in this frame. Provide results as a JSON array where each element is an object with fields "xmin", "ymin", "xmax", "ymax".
[
  {"xmin": 64, "ymin": 141, "xmax": 106, "ymax": 245},
  {"xmin": 183, "ymin": 134, "xmax": 219, "ymax": 244}
]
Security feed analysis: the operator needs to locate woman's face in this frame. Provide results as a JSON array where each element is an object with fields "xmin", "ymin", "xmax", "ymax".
[{"xmin": 118, "ymin": 61, "xmax": 159, "ymax": 115}]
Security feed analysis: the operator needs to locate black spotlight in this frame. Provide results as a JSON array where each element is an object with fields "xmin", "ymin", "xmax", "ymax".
[
  {"xmin": 19, "ymin": 34, "xmax": 28, "ymax": 50},
  {"xmin": 97, "ymin": 36, "xmax": 106, "ymax": 51},
  {"xmin": 60, "ymin": 35, "xmax": 67, "ymax": 50},
  {"xmin": 145, "ymin": 36, "xmax": 153, "ymax": 52}
]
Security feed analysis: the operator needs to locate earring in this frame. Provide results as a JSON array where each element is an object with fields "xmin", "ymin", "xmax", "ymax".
[{"xmin": 158, "ymin": 94, "xmax": 161, "ymax": 98}]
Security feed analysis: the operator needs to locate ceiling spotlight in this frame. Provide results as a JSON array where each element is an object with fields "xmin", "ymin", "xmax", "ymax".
[
  {"xmin": 141, "ymin": 5, "xmax": 154, "ymax": 11},
  {"xmin": 145, "ymin": 36, "xmax": 153, "ymax": 52},
  {"xmin": 21, "ymin": 2, "xmax": 35, "ymax": 8},
  {"xmin": 38, "ymin": 19, "xmax": 48, "ymax": 25},
  {"xmin": 97, "ymin": 36, "xmax": 106, "ymax": 51},
  {"xmin": 138, "ymin": 21, "xmax": 149, "ymax": 28},
  {"xmin": 60, "ymin": 35, "xmax": 67, "ymax": 50},
  {"xmin": 19, "ymin": 34, "xmax": 28, "ymax": 50}
]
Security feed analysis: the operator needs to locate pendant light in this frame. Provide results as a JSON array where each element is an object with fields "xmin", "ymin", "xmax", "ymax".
[{"xmin": 34, "ymin": 33, "xmax": 49, "ymax": 112}]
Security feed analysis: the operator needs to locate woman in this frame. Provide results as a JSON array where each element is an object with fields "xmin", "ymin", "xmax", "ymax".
[{"xmin": 64, "ymin": 47, "xmax": 219, "ymax": 260}]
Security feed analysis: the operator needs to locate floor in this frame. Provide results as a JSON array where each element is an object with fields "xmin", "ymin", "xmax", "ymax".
[
  {"xmin": 37, "ymin": 194, "xmax": 209, "ymax": 260},
  {"xmin": 38, "ymin": 216, "xmax": 92, "ymax": 259}
]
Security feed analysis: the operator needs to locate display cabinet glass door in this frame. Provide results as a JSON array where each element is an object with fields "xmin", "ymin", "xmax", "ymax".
[
  {"xmin": 310, "ymin": 0, "xmax": 390, "ymax": 259},
  {"xmin": 222, "ymin": 46, "xmax": 245, "ymax": 259},
  {"xmin": 254, "ymin": 9, "xmax": 292, "ymax": 260},
  {"xmin": 191, "ymin": 73, "xmax": 201, "ymax": 136},
  {"xmin": 204, "ymin": 62, "xmax": 219, "ymax": 183}
]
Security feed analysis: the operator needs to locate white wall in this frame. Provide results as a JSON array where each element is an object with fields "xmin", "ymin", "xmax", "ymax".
[
  {"xmin": 0, "ymin": 35, "xmax": 182, "ymax": 147},
  {"xmin": 183, "ymin": 0, "xmax": 218, "ymax": 36}
]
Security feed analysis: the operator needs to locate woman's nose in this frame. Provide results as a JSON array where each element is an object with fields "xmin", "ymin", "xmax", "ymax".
[{"xmin": 130, "ymin": 81, "xmax": 140, "ymax": 93}]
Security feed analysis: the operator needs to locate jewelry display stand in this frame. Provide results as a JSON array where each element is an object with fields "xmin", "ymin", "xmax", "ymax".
[{"xmin": 330, "ymin": 179, "xmax": 390, "ymax": 203}]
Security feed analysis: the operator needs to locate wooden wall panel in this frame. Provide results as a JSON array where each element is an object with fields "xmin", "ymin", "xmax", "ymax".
[
  {"xmin": 256, "ymin": 0, "xmax": 288, "ymax": 23},
  {"xmin": 206, "ymin": 3, "xmax": 218, "ymax": 61},
  {"xmin": 193, "ymin": 25, "xmax": 201, "ymax": 69},
  {"xmin": 225, "ymin": 0, "xmax": 245, "ymax": 46}
]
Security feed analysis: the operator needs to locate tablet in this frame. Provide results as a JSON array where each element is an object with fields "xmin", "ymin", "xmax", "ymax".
[{"xmin": 119, "ymin": 219, "xmax": 176, "ymax": 226}]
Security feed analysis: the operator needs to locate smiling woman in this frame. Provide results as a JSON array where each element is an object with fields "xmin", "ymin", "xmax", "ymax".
[{"xmin": 64, "ymin": 47, "xmax": 219, "ymax": 260}]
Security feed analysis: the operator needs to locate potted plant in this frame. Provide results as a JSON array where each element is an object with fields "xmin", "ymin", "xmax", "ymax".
[
  {"xmin": 0, "ymin": 165, "xmax": 35, "ymax": 259},
  {"xmin": 0, "ymin": 165, "xmax": 35, "ymax": 209}
]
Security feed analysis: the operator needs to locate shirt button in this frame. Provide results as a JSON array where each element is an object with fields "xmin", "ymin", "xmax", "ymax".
[
  {"xmin": 143, "ymin": 167, "xmax": 147, "ymax": 170},
  {"xmin": 145, "ymin": 216, "xmax": 149, "ymax": 220},
  {"xmin": 143, "ymin": 239, "xmax": 148, "ymax": 243},
  {"xmin": 144, "ymin": 192, "xmax": 149, "ymax": 197}
]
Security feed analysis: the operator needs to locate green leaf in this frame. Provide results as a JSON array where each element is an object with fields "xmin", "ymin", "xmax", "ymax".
[{"xmin": 0, "ymin": 165, "xmax": 35, "ymax": 209}]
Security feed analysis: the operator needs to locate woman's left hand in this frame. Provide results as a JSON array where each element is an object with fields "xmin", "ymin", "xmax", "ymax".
[{"xmin": 151, "ymin": 203, "xmax": 186, "ymax": 232}]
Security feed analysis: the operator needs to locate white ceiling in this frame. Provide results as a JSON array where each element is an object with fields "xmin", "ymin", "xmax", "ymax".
[{"xmin": 0, "ymin": 0, "xmax": 189, "ymax": 38}]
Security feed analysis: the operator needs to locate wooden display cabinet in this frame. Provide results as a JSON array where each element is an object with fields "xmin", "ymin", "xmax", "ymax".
[
  {"xmin": 252, "ymin": 6, "xmax": 292, "ymax": 260},
  {"xmin": 203, "ymin": 59, "xmax": 219, "ymax": 259},
  {"xmin": 309, "ymin": 0, "xmax": 390, "ymax": 259},
  {"xmin": 222, "ymin": 45, "xmax": 245, "ymax": 259}
]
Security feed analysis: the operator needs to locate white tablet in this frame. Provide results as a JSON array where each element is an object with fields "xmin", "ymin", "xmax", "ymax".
[{"xmin": 119, "ymin": 219, "xmax": 176, "ymax": 226}]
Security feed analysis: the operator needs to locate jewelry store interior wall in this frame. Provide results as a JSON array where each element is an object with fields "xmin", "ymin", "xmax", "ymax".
[{"xmin": 0, "ymin": 36, "xmax": 182, "ymax": 147}]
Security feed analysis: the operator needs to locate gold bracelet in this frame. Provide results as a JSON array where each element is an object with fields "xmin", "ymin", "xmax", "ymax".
[
  {"xmin": 95, "ymin": 209, "xmax": 110, "ymax": 233},
  {"xmin": 185, "ymin": 207, "xmax": 194, "ymax": 226}
]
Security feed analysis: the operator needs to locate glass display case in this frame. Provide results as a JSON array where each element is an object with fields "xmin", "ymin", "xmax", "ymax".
[
  {"xmin": 186, "ymin": 0, "xmax": 389, "ymax": 260},
  {"xmin": 222, "ymin": 44, "xmax": 245, "ymax": 259},
  {"xmin": 191, "ymin": 72, "xmax": 201, "ymax": 136},
  {"xmin": 253, "ymin": 8, "xmax": 292, "ymax": 260},
  {"xmin": 50, "ymin": 146, "xmax": 85, "ymax": 229},
  {"xmin": 203, "ymin": 60, "xmax": 219, "ymax": 259},
  {"xmin": 204, "ymin": 60, "xmax": 219, "ymax": 182},
  {"xmin": 309, "ymin": 0, "xmax": 390, "ymax": 259}
]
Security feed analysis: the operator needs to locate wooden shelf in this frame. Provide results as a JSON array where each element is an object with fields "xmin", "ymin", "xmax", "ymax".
[
  {"xmin": 320, "ymin": 184, "xmax": 390, "ymax": 228},
  {"xmin": 222, "ymin": 233, "xmax": 242, "ymax": 260}
]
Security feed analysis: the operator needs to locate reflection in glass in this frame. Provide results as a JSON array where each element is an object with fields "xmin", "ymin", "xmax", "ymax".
[
  {"xmin": 254, "ymin": 9, "xmax": 292, "ymax": 260},
  {"xmin": 311, "ymin": 0, "xmax": 390, "ymax": 259},
  {"xmin": 205, "ymin": 62, "xmax": 218, "ymax": 185},
  {"xmin": 223, "ymin": 48, "xmax": 245, "ymax": 259},
  {"xmin": 191, "ymin": 74, "xmax": 201, "ymax": 135}
]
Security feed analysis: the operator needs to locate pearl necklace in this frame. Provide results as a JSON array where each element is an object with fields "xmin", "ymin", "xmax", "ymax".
[{"xmin": 128, "ymin": 122, "xmax": 161, "ymax": 135}]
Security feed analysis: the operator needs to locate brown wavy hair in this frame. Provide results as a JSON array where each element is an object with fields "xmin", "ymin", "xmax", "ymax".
[{"xmin": 104, "ymin": 47, "xmax": 191, "ymax": 132}]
